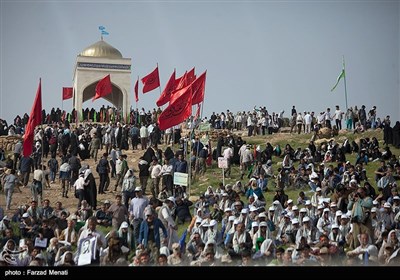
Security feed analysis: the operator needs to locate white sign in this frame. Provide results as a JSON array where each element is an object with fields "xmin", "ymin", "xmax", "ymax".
[
  {"xmin": 174, "ymin": 172, "xmax": 188, "ymax": 187},
  {"xmin": 218, "ymin": 157, "xmax": 228, "ymax": 169}
]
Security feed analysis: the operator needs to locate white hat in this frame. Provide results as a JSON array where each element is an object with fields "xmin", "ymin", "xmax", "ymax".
[
  {"xmin": 241, "ymin": 209, "xmax": 249, "ymax": 214},
  {"xmin": 120, "ymin": 221, "xmax": 129, "ymax": 229},
  {"xmin": 196, "ymin": 217, "xmax": 202, "ymax": 223},
  {"xmin": 317, "ymin": 205, "xmax": 324, "ymax": 210},
  {"xmin": 224, "ymin": 207, "xmax": 232, "ymax": 212},
  {"xmin": 249, "ymin": 206, "xmax": 257, "ymax": 212},
  {"xmin": 104, "ymin": 200, "xmax": 111, "ymax": 204},
  {"xmin": 341, "ymin": 214, "xmax": 349, "ymax": 219},
  {"xmin": 273, "ymin": 200, "xmax": 280, "ymax": 205},
  {"xmin": 134, "ymin": 187, "xmax": 142, "ymax": 192},
  {"xmin": 167, "ymin": 196, "xmax": 176, "ymax": 204},
  {"xmin": 259, "ymin": 213, "xmax": 267, "ymax": 218},
  {"xmin": 373, "ymin": 200, "xmax": 379, "ymax": 205},
  {"xmin": 287, "ymin": 199, "xmax": 293, "ymax": 204},
  {"xmin": 233, "ymin": 219, "xmax": 239, "ymax": 225},
  {"xmin": 228, "ymin": 216, "xmax": 236, "ymax": 221},
  {"xmin": 259, "ymin": 221, "xmax": 268, "ymax": 227},
  {"xmin": 384, "ymin": 202, "xmax": 392, "ymax": 208},
  {"xmin": 291, "ymin": 218, "xmax": 299, "ymax": 224},
  {"xmin": 316, "ymin": 187, "xmax": 322, "ymax": 192},
  {"xmin": 268, "ymin": 206, "xmax": 275, "ymax": 212},
  {"xmin": 292, "ymin": 205, "xmax": 299, "ymax": 211},
  {"xmin": 209, "ymin": 220, "xmax": 217, "ymax": 227},
  {"xmin": 22, "ymin": 213, "xmax": 29, "ymax": 218},
  {"xmin": 323, "ymin": 208, "xmax": 330, "ymax": 213},
  {"xmin": 371, "ymin": 207, "xmax": 377, "ymax": 213},
  {"xmin": 332, "ymin": 224, "xmax": 339, "ymax": 229},
  {"xmin": 394, "ymin": 196, "xmax": 400, "ymax": 200},
  {"xmin": 222, "ymin": 193, "xmax": 229, "ymax": 197},
  {"xmin": 330, "ymin": 202, "xmax": 337, "ymax": 207},
  {"xmin": 302, "ymin": 216, "xmax": 310, "ymax": 222},
  {"xmin": 305, "ymin": 200, "xmax": 311, "ymax": 206},
  {"xmin": 251, "ymin": 222, "xmax": 259, "ymax": 228},
  {"xmin": 300, "ymin": 208, "xmax": 307, "ymax": 213},
  {"xmin": 350, "ymin": 179, "xmax": 357, "ymax": 185},
  {"xmin": 335, "ymin": 210, "xmax": 343, "ymax": 217}
]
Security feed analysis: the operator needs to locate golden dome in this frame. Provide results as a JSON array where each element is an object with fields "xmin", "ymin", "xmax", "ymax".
[{"xmin": 79, "ymin": 40, "xmax": 123, "ymax": 59}]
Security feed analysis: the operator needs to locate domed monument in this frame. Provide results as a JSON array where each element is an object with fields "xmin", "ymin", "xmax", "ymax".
[{"xmin": 72, "ymin": 38, "xmax": 131, "ymax": 122}]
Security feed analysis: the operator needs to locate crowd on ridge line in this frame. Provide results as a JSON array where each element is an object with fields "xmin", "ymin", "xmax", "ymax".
[
  {"xmin": 0, "ymin": 103, "xmax": 391, "ymax": 138},
  {"xmin": 2, "ymin": 117, "xmax": 400, "ymax": 266}
]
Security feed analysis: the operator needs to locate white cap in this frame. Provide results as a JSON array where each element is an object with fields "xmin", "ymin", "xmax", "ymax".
[
  {"xmin": 273, "ymin": 200, "xmax": 280, "ymax": 205},
  {"xmin": 233, "ymin": 219, "xmax": 239, "ymax": 225},
  {"xmin": 300, "ymin": 208, "xmax": 307, "ymax": 213},
  {"xmin": 373, "ymin": 200, "xmax": 379, "ymax": 205},
  {"xmin": 335, "ymin": 210, "xmax": 343, "ymax": 217},
  {"xmin": 287, "ymin": 199, "xmax": 293, "ymax": 204},
  {"xmin": 259, "ymin": 213, "xmax": 267, "ymax": 218},
  {"xmin": 241, "ymin": 209, "xmax": 249, "ymax": 214},
  {"xmin": 341, "ymin": 214, "xmax": 349, "ymax": 219},
  {"xmin": 268, "ymin": 206, "xmax": 275, "ymax": 212},
  {"xmin": 316, "ymin": 187, "xmax": 322, "ymax": 192},
  {"xmin": 330, "ymin": 202, "xmax": 337, "ymax": 207},
  {"xmin": 222, "ymin": 193, "xmax": 229, "ymax": 197},
  {"xmin": 291, "ymin": 218, "xmax": 299, "ymax": 224},
  {"xmin": 394, "ymin": 196, "xmax": 400, "ymax": 200},
  {"xmin": 305, "ymin": 200, "xmax": 311, "ymax": 206},
  {"xmin": 167, "ymin": 196, "xmax": 176, "ymax": 204},
  {"xmin": 371, "ymin": 207, "xmax": 377, "ymax": 213},
  {"xmin": 249, "ymin": 206, "xmax": 257, "ymax": 212},
  {"xmin": 134, "ymin": 187, "xmax": 142, "ymax": 192},
  {"xmin": 251, "ymin": 221, "xmax": 259, "ymax": 228},
  {"xmin": 302, "ymin": 216, "xmax": 310, "ymax": 222},
  {"xmin": 224, "ymin": 207, "xmax": 232, "ymax": 212},
  {"xmin": 22, "ymin": 213, "xmax": 29, "ymax": 218},
  {"xmin": 317, "ymin": 205, "xmax": 324, "ymax": 210},
  {"xmin": 332, "ymin": 224, "xmax": 339, "ymax": 229},
  {"xmin": 292, "ymin": 205, "xmax": 299, "ymax": 211},
  {"xmin": 259, "ymin": 221, "xmax": 268, "ymax": 227},
  {"xmin": 228, "ymin": 216, "xmax": 236, "ymax": 221},
  {"xmin": 350, "ymin": 179, "xmax": 357, "ymax": 185},
  {"xmin": 384, "ymin": 202, "xmax": 392, "ymax": 208},
  {"xmin": 209, "ymin": 220, "xmax": 217, "ymax": 227},
  {"xmin": 323, "ymin": 208, "xmax": 330, "ymax": 213},
  {"xmin": 196, "ymin": 217, "xmax": 202, "ymax": 223},
  {"xmin": 120, "ymin": 221, "xmax": 129, "ymax": 229}
]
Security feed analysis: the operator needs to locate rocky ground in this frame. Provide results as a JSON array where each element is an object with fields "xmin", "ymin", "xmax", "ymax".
[{"xmin": 2, "ymin": 147, "xmax": 145, "ymax": 218}]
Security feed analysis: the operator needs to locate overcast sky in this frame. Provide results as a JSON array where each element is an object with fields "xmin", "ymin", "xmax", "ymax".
[{"xmin": 1, "ymin": 0, "xmax": 399, "ymax": 124}]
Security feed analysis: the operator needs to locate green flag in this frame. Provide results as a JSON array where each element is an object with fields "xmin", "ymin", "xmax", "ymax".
[{"xmin": 331, "ymin": 69, "xmax": 345, "ymax": 92}]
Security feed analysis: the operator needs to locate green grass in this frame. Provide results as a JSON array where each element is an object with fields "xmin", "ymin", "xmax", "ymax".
[{"xmin": 189, "ymin": 129, "xmax": 392, "ymax": 203}]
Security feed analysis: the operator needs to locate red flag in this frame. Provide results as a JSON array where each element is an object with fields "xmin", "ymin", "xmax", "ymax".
[
  {"xmin": 93, "ymin": 74, "xmax": 112, "ymax": 101},
  {"xmin": 187, "ymin": 67, "xmax": 196, "ymax": 84},
  {"xmin": 156, "ymin": 70, "xmax": 176, "ymax": 107},
  {"xmin": 141, "ymin": 66, "xmax": 160, "ymax": 93},
  {"xmin": 134, "ymin": 78, "xmax": 139, "ymax": 102},
  {"xmin": 62, "ymin": 87, "xmax": 73, "ymax": 100},
  {"xmin": 23, "ymin": 79, "xmax": 42, "ymax": 157},
  {"xmin": 158, "ymin": 85, "xmax": 192, "ymax": 130},
  {"xmin": 175, "ymin": 71, "xmax": 188, "ymax": 90},
  {"xmin": 191, "ymin": 71, "xmax": 206, "ymax": 105}
]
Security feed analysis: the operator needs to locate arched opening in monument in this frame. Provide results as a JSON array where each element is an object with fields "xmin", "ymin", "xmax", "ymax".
[{"xmin": 79, "ymin": 81, "xmax": 125, "ymax": 122}]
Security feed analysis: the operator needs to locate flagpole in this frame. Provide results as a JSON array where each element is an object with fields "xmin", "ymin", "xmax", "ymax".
[
  {"xmin": 342, "ymin": 55, "xmax": 348, "ymax": 110},
  {"xmin": 136, "ymin": 75, "xmax": 139, "ymax": 110}
]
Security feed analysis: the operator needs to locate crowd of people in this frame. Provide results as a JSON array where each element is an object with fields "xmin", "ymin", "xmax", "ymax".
[{"xmin": 0, "ymin": 103, "xmax": 400, "ymax": 266}]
